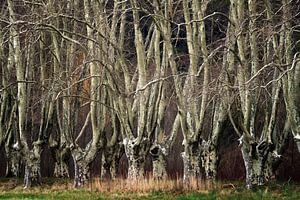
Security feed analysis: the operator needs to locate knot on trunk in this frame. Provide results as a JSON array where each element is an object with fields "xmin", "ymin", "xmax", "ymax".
[
  {"xmin": 150, "ymin": 145, "xmax": 160, "ymax": 159},
  {"xmin": 150, "ymin": 144, "xmax": 166, "ymax": 160}
]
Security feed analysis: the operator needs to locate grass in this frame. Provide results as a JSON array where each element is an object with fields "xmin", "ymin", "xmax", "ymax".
[{"xmin": 0, "ymin": 178, "xmax": 299, "ymax": 199}]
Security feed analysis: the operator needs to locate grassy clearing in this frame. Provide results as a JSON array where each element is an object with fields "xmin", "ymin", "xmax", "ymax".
[{"xmin": 0, "ymin": 178, "xmax": 299, "ymax": 199}]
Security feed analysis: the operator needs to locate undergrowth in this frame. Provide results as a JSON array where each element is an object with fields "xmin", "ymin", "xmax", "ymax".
[{"xmin": 0, "ymin": 178, "xmax": 299, "ymax": 199}]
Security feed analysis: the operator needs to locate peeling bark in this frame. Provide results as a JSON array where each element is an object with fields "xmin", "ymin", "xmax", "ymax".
[
  {"xmin": 124, "ymin": 138, "xmax": 149, "ymax": 180},
  {"xmin": 241, "ymin": 142, "xmax": 254, "ymax": 189},
  {"xmin": 73, "ymin": 159, "xmax": 89, "ymax": 188},
  {"xmin": 24, "ymin": 152, "xmax": 42, "ymax": 188},
  {"xmin": 150, "ymin": 145, "xmax": 167, "ymax": 179},
  {"xmin": 182, "ymin": 139, "xmax": 203, "ymax": 182},
  {"xmin": 72, "ymin": 149, "xmax": 90, "ymax": 187},
  {"xmin": 127, "ymin": 157, "xmax": 145, "ymax": 180},
  {"xmin": 202, "ymin": 141, "xmax": 218, "ymax": 180},
  {"xmin": 241, "ymin": 139, "xmax": 273, "ymax": 189},
  {"xmin": 182, "ymin": 152, "xmax": 202, "ymax": 182}
]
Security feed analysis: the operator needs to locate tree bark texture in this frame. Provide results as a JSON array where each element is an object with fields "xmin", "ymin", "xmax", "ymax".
[
  {"xmin": 241, "ymin": 140, "xmax": 273, "ymax": 189},
  {"xmin": 24, "ymin": 152, "xmax": 42, "ymax": 188},
  {"xmin": 73, "ymin": 154, "xmax": 90, "ymax": 188},
  {"xmin": 101, "ymin": 143, "xmax": 124, "ymax": 180},
  {"xmin": 124, "ymin": 138, "xmax": 149, "ymax": 180},
  {"xmin": 201, "ymin": 141, "xmax": 218, "ymax": 180},
  {"xmin": 53, "ymin": 148, "xmax": 70, "ymax": 178},
  {"xmin": 150, "ymin": 145, "xmax": 168, "ymax": 179},
  {"xmin": 182, "ymin": 139, "xmax": 203, "ymax": 182}
]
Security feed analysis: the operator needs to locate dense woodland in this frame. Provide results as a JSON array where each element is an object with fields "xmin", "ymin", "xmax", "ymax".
[{"xmin": 0, "ymin": 0, "xmax": 300, "ymax": 189}]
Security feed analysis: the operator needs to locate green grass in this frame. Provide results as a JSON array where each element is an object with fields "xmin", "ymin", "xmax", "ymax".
[{"xmin": 0, "ymin": 178, "xmax": 299, "ymax": 199}]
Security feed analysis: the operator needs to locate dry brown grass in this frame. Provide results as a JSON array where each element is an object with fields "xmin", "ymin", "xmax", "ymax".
[
  {"xmin": 1, "ymin": 178, "xmax": 299, "ymax": 200},
  {"xmin": 0, "ymin": 177, "xmax": 228, "ymax": 195},
  {"xmin": 89, "ymin": 177, "xmax": 218, "ymax": 194}
]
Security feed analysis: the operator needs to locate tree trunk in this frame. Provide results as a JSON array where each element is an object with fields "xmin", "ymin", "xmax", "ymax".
[
  {"xmin": 241, "ymin": 140, "xmax": 272, "ymax": 189},
  {"xmin": 24, "ymin": 153, "xmax": 41, "ymax": 188},
  {"xmin": 124, "ymin": 138, "xmax": 148, "ymax": 180},
  {"xmin": 241, "ymin": 143, "xmax": 254, "ymax": 189},
  {"xmin": 73, "ymin": 158, "xmax": 90, "ymax": 188},
  {"xmin": 5, "ymin": 149, "xmax": 22, "ymax": 177},
  {"xmin": 182, "ymin": 140, "xmax": 203, "ymax": 183},
  {"xmin": 101, "ymin": 155, "xmax": 120, "ymax": 180},
  {"xmin": 182, "ymin": 152, "xmax": 202, "ymax": 183},
  {"xmin": 53, "ymin": 149, "xmax": 69, "ymax": 178},
  {"xmin": 264, "ymin": 156, "xmax": 276, "ymax": 181},
  {"xmin": 150, "ymin": 145, "xmax": 167, "ymax": 179},
  {"xmin": 202, "ymin": 141, "xmax": 218, "ymax": 180},
  {"xmin": 127, "ymin": 156, "xmax": 145, "ymax": 180},
  {"xmin": 295, "ymin": 136, "xmax": 300, "ymax": 153},
  {"xmin": 101, "ymin": 145, "xmax": 123, "ymax": 180},
  {"xmin": 256, "ymin": 141, "xmax": 272, "ymax": 185},
  {"xmin": 101, "ymin": 154, "xmax": 115, "ymax": 180}
]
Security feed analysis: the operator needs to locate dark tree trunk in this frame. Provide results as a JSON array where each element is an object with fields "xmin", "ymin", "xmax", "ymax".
[
  {"xmin": 101, "ymin": 146, "xmax": 123, "ymax": 180},
  {"xmin": 5, "ymin": 147, "xmax": 22, "ymax": 177},
  {"xmin": 53, "ymin": 147, "xmax": 70, "ymax": 178}
]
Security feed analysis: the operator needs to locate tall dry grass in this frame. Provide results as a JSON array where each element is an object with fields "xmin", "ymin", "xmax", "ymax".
[
  {"xmin": 90, "ymin": 177, "xmax": 218, "ymax": 194},
  {"xmin": 0, "ymin": 177, "xmax": 228, "ymax": 195}
]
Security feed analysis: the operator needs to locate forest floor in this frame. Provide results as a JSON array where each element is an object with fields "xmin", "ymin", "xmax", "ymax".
[{"xmin": 0, "ymin": 178, "xmax": 299, "ymax": 199}]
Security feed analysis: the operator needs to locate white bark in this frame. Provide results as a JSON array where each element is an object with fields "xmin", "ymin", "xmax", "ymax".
[
  {"xmin": 73, "ymin": 152, "xmax": 90, "ymax": 187},
  {"xmin": 150, "ymin": 144, "xmax": 168, "ymax": 179},
  {"xmin": 229, "ymin": 0, "xmax": 284, "ymax": 188},
  {"xmin": 124, "ymin": 138, "xmax": 149, "ymax": 180},
  {"xmin": 182, "ymin": 151, "xmax": 202, "ymax": 182},
  {"xmin": 182, "ymin": 138, "xmax": 203, "ymax": 182}
]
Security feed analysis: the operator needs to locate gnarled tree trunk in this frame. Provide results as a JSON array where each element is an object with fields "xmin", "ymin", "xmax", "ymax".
[
  {"xmin": 5, "ymin": 147, "xmax": 22, "ymax": 177},
  {"xmin": 53, "ymin": 148, "xmax": 70, "ymax": 178},
  {"xmin": 24, "ymin": 150, "xmax": 42, "ymax": 188},
  {"xmin": 182, "ymin": 139, "xmax": 203, "ymax": 182},
  {"xmin": 124, "ymin": 138, "xmax": 149, "ymax": 180},
  {"xmin": 101, "ymin": 143, "xmax": 123, "ymax": 180},
  {"xmin": 241, "ymin": 139, "xmax": 273, "ymax": 189},
  {"xmin": 201, "ymin": 141, "xmax": 218, "ymax": 180},
  {"xmin": 73, "ymin": 158, "xmax": 90, "ymax": 188},
  {"xmin": 150, "ymin": 145, "xmax": 167, "ymax": 180}
]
